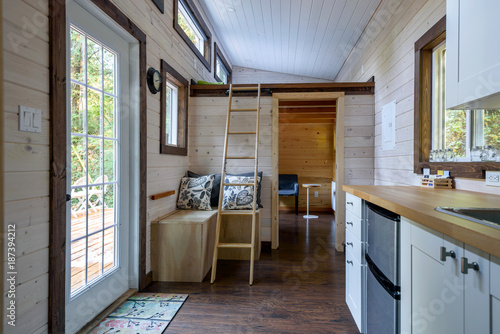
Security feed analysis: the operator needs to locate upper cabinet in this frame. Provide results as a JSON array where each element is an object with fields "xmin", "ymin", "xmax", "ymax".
[{"xmin": 446, "ymin": 0, "xmax": 500, "ymax": 109}]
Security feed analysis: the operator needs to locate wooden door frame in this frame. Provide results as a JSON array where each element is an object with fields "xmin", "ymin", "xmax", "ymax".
[
  {"xmin": 49, "ymin": 0, "xmax": 148, "ymax": 332},
  {"xmin": 271, "ymin": 92, "xmax": 345, "ymax": 250}
]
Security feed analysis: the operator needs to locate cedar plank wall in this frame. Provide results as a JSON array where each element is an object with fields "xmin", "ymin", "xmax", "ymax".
[
  {"xmin": 335, "ymin": 0, "xmax": 499, "ymax": 196},
  {"xmin": 232, "ymin": 66, "xmax": 336, "ymax": 84},
  {"xmin": 188, "ymin": 96, "xmax": 273, "ymax": 241},
  {"xmin": 2, "ymin": 0, "xmax": 229, "ymax": 332}
]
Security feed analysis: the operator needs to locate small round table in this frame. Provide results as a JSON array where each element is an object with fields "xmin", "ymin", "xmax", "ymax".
[{"xmin": 302, "ymin": 184, "xmax": 321, "ymax": 219}]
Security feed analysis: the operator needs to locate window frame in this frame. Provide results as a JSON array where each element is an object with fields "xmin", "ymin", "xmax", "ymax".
[
  {"xmin": 160, "ymin": 59, "xmax": 188, "ymax": 156},
  {"xmin": 414, "ymin": 16, "xmax": 500, "ymax": 178},
  {"xmin": 214, "ymin": 42, "xmax": 231, "ymax": 84},
  {"xmin": 174, "ymin": 0, "xmax": 211, "ymax": 71}
]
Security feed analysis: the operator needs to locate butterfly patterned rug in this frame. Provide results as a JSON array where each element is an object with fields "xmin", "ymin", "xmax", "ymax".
[{"xmin": 91, "ymin": 292, "xmax": 188, "ymax": 333}]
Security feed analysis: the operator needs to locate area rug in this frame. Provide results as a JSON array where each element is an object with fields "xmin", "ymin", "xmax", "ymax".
[{"xmin": 90, "ymin": 293, "xmax": 188, "ymax": 334}]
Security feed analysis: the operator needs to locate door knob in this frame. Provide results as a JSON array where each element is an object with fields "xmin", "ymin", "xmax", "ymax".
[
  {"xmin": 440, "ymin": 247, "xmax": 456, "ymax": 261},
  {"xmin": 346, "ymin": 260, "xmax": 353, "ymax": 265},
  {"xmin": 461, "ymin": 257, "xmax": 479, "ymax": 274}
]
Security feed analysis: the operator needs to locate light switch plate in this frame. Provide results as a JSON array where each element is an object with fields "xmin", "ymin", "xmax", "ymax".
[
  {"xmin": 19, "ymin": 105, "xmax": 42, "ymax": 133},
  {"xmin": 485, "ymin": 171, "xmax": 500, "ymax": 187}
]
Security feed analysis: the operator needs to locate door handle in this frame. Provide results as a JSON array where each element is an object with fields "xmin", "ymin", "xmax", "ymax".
[
  {"xmin": 66, "ymin": 194, "xmax": 71, "ymax": 202},
  {"xmin": 461, "ymin": 257, "xmax": 479, "ymax": 274},
  {"xmin": 346, "ymin": 242, "xmax": 353, "ymax": 247},
  {"xmin": 346, "ymin": 221, "xmax": 353, "ymax": 226},
  {"xmin": 440, "ymin": 247, "xmax": 456, "ymax": 261},
  {"xmin": 346, "ymin": 260, "xmax": 353, "ymax": 265},
  {"xmin": 346, "ymin": 201, "xmax": 353, "ymax": 206}
]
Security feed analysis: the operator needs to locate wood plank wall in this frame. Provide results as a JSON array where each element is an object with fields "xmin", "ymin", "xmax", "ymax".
[
  {"xmin": 2, "ymin": 0, "xmax": 229, "ymax": 332},
  {"xmin": 232, "ymin": 66, "xmax": 336, "ymax": 84},
  {"xmin": 188, "ymin": 96, "xmax": 273, "ymax": 241},
  {"xmin": 278, "ymin": 100, "xmax": 336, "ymax": 211},
  {"xmin": 335, "ymin": 0, "xmax": 499, "ymax": 196}
]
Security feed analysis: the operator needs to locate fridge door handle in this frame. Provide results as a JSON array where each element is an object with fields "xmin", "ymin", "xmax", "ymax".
[{"xmin": 366, "ymin": 253, "xmax": 401, "ymax": 300}]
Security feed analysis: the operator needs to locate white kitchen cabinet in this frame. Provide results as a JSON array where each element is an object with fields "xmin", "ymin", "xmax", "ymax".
[
  {"xmin": 447, "ymin": 0, "xmax": 500, "ymax": 109},
  {"xmin": 345, "ymin": 194, "xmax": 365, "ymax": 333},
  {"xmin": 402, "ymin": 218, "xmax": 492, "ymax": 334},
  {"xmin": 492, "ymin": 256, "xmax": 500, "ymax": 334}
]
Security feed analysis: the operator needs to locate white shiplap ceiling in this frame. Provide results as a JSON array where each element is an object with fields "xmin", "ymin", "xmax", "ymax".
[{"xmin": 199, "ymin": 0, "xmax": 382, "ymax": 81}]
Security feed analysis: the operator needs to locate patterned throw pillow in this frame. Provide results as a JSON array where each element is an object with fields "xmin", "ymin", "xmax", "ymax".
[
  {"xmin": 222, "ymin": 175, "xmax": 260, "ymax": 210},
  {"xmin": 177, "ymin": 175, "xmax": 214, "ymax": 210}
]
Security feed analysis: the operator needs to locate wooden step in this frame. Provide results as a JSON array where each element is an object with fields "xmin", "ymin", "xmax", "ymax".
[
  {"xmin": 217, "ymin": 243, "xmax": 252, "ymax": 248},
  {"xmin": 230, "ymin": 108, "xmax": 258, "ymax": 112},
  {"xmin": 220, "ymin": 210, "xmax": 256, "ymax": 216},
  {"xmin": 232, "ymin": 86, "xmax": 259, "ymax": 91},
  {"xmin": 228, "ymin": 131, "xmax": 257, "ymax": 135},
  {"xmin": 223, "ymin": 182, "xmax": 255, "ymax": 187},
  {"xmin": 226, "ymin": 156, "xmax": 255, "ymax": 159}
]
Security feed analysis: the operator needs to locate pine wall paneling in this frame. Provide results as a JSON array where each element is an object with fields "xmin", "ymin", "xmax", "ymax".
[
  {"xmin": 3, "ymin": 0, "xmax": 231, "ymax": 332},
  {"xmin": 278, "ymin": 101, "xmax": 336, "ymax": 211}
]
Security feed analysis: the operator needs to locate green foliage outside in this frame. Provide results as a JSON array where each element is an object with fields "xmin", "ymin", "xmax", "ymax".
[
  {"xmin": 484, "ymin": 110, "xmax": 500, "ymax": 150},
  {"xmin": 70, "ymin": 28, "xmax": 116, "ymax": 208},
  {"xmin": 178, "ymin": 10, "xmax": 202, "ymax": 52}
]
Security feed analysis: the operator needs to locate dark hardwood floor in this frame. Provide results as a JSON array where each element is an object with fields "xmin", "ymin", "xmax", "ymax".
[{"xmin": 145, "ymin": 212, "xmax": 360, "ymax": 333}]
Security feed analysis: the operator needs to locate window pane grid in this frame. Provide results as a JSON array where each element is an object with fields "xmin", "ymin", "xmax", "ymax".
[{"xmin": 70, "ymin": 25, "xmax": 119, "ymax": 296}]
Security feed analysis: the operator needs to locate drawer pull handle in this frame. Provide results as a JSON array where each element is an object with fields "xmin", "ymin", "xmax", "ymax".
[
  {"xmin": 461, "ymin": 257, "xmax": 479, "ymax": 274},
  {"xmin": 439, "ymin": 247, "xmax": 456, "ymax": 261},
  {"xmin": 346, "ymin": 201, "xmax": 354, "ymax": 206},
  {"xmin": 346, "ymin": 260, "xmax": 353, "ymax": 265},
  {"xmin": 346, "ymin": 242, "xmax": 353, "ymax": 247},
  {"xmin": 346, "ymin": 221, "xmax": 353, "ymax": 226}
]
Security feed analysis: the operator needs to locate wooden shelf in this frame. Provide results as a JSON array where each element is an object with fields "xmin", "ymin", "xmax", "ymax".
[
  {"xmin": 416, "ymin": 162, "xmax": 500, "ymax": 179},
  {"xmin": 190, "ymin": 82, "xmax": 375, "ymax": 97}
]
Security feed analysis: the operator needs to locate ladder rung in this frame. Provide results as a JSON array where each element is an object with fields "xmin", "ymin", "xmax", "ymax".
[
  {"xmin": 223, "ymin": 182, "xmax": 255, "ymax": 187},
  {"xmin": 228, "ymin": 131, "xmax": 256, "ymax": 135},
  {"xmin": 218, "ymin": 243, "xmax": 253, "ymax": 248},
  {"xmin": 226, "ymin": 156, "xmax": 255, "ymax": 159},
  {"xmin": 232, "ymin": 86, "xmax": 259, "ymax": 91},
  {"xmin": 220, "ymin": 210, "xmax": 256, "ymax": 215},
  {"xmin": 230, "ymin": 108, "xmax": 258, "ymax": 112}
]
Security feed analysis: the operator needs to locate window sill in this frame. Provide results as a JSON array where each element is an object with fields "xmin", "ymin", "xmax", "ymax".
[{"xmin": 416, "ymin": 161, "xmax": 500, "ymax": 179}]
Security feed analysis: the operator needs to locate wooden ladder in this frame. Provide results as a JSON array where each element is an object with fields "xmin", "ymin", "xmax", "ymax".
[{"xmin": 210, "ymin": 83, "xmax": 261, "ymax": 285}]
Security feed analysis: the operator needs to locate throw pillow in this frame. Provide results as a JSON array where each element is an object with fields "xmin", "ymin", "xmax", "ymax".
[
  {"xmin": 227, "ymin": 171, "xmax": 263, "ymax": 208},
  {"xmin": 187, "ymin": 171, "xmax": 221, "ymax": 207},
  {"xmin": 222, "ymin": 175, "xmax": 261, "ymax": 210},
  {"xmin": 177, "ymin": 175, "xmax": 214, "ymax": 210}
]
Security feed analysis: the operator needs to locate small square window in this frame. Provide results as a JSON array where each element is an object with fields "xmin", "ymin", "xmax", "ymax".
[
  {"xmin": 214, "ymin": 42, "xmax": 231, "ymax": 84},
  {"xmin": 174, "ymin": 0, "xmax": 211, "ymax": 71},
  {"xmin": 161, "ymin": 60, "xmax": 188, "ymax": 156}
]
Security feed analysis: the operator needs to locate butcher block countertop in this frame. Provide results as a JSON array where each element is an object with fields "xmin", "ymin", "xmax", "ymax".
[{"xmin": 342, "ymin": 185, "xmax": 500, "ymax": 259}]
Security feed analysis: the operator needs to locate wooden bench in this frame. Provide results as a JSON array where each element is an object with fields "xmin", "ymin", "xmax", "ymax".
[{"xmin": 151, "ymin": 209, "xmax": 260, "ymax": 282}]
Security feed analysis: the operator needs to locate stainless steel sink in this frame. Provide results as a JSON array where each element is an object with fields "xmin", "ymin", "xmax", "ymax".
[{"xmin": 435, "ymin": 207, "xmax": 500, "ymax": 229}]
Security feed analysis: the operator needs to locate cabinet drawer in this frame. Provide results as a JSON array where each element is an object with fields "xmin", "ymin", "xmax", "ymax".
[
  {"xmin": 492, "ymin": 256, "xmax": 500, "ymax": 299},
  {"xmin": 346, "ymin": 193, "xmax": 362, "ymax": 217},
  {"xmin": 346, "ymin": 209, "xmax": 363, "ymax": 241},
  {"xmin": 346, "ymin": 248, "xmax": 364, "ymax": 332},
  {"xmin": 346, "ymin": 228, "xmax": 363, "ymax": 264}
]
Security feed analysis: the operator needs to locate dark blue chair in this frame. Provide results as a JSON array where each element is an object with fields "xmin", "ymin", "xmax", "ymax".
[{"xmin": 279, "ymin": 174, "xmax": 299, "ymax": 215}]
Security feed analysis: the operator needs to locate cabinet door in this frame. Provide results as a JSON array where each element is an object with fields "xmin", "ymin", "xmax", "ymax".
[
  {"xmin": 411, "ymin": 245, "xmax": 445, "ymax": 334},
  {"xmin": 346, "ymin": 249, "xmax": 363, "ymax": 332},
  {"xmin": 463, "ymin": 245, "xmax": 490, "ymax": 334},
  {"xmin": 442, "ymin": 237, "xmax": 464, "ymax": 334},
  {"xmin": 447, "ymin": 0, "xmax": 500, "ymax": 109}
]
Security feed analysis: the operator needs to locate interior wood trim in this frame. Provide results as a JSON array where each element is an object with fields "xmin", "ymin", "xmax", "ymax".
[
  {"xmin": 214, "ymin": 42, "xmax": 232, "ymax": 83},
  {"xmin": 49, "ymin": 1, "xmax": 148, "ymax": 332},
  {"xmin": 191, "ymin": 82, "xmax": 375, "ymax": 97},
  {"xmin": 150, "ymin": 190, "xmax": 176, "ymax": 200},
  {"xmin": 271, "ymin": 92, "xmax": 345, "ymax": 251},
  {"xmin": 413, "ymin": 15, "xmax": 500, "ymax": 178},
  {"xmin": 173, "ymin": 0, "xmax": 211, "ymax": 70},
  {"xmin": 49, "ymin": 1, "xmax": 67, "ymax": 332},
  {"xmin": 0, "ymin": 0, "xmax": 4, "ymax": 325},
  {"xmin": 89, "ymin": 0, "xmax": 148, "ymax": 291},
  {"xmin": 160, "ymin": 59, "xmax": 189, "ymax": 156}
]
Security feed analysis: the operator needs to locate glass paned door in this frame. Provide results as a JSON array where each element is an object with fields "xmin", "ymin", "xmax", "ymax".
[
  {"xmin": 66, "ymin": 1, "xmax": 136, "ymax": 331},
  {"xmin": 69, "ymin": 25, "xmax": 119, "ymax": 296}
]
